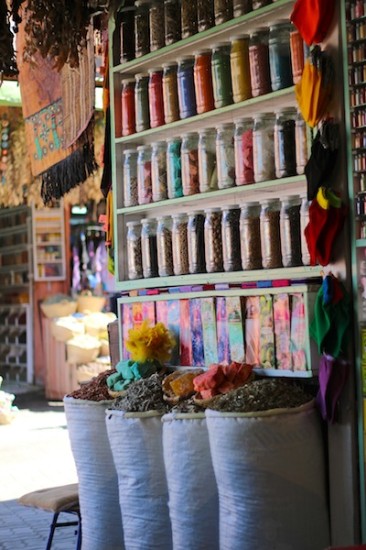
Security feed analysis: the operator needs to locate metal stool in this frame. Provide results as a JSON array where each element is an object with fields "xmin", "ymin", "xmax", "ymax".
[{"xmin": 18, "ymin": 483, "xmax": 81, "ymax": 550}]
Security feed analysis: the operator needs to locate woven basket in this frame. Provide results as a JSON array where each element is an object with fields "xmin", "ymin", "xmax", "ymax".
[
  {"xmin": 41, "ymin": 300, "xmax": 77, "ymax": 319},
  {"xmin": 66, "ymin": 341, "xmax": 101, "ymax": 364},
  {"xmin": 77, "ymin": 295, "xmax": 106, "ymax": 314},
  {"xmin": 51, "ymin": 318, "xmax": 85, "ymax": 343}
]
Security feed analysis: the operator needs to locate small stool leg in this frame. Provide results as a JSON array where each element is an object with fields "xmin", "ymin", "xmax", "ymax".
[
  {"xmin": 76, "ymin": 512, "xmax": 82, "ymax": 550},
  {"xmin": 46, "ymin": 512, "xmax": 60, "ymax": 550}
]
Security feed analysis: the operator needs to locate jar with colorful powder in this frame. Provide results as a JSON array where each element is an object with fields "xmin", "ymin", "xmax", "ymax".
[
  {"xmin": 151, "ymin": 141, "xmax": 168, "ymax": 202},
  {"xmin": 194, "ymin": 50, "xmax": 215, "ymax": 114},
  {"xmin": 182, "ymin": 132, "xmax": 199, "ymax": 196},
  {"xmin": 121, "ymin": 78, "xmax": 136, "ymax": 137},
  {"xmin": 211, "ymin": 43, "xmax": 233, "ymax": 108},
  {"xmin": 137, "ymin": 145, "xmax": 153, "ymax": 204},
  {"xmin": 269, "ymin": 22, "xmax": 293, "ymax": 91},
  {"xmin": 198, "ymin": 128, "xmax": 217, "ymax": 192},
  {"xmin": 234, "ymin": 117, "xmax": 254, "ymax": 185},
  {"xmin": 249, "ymin": 29, "xmax": 271, "ymax": 97},
  {"xmin": 177, "ymin": 57, "xmax": 197, "ymax": 119},
  {"xmin": 135, "ymin": 73, "xmax": 150, "ymax": 132},
  {"xmin": 167, "ymin": 138, "xmax": 183, "ymax": 198},
  {"xmin": 162, "ymin": 63, "xmax": 180, "ymax": 124},
  {"xmin": 295, "ymin": 111, "xmax": 308, "ymax": 175},
  {"xmin": 148, "ymin": 69, "xmax": 165, "ymax": 128},
  {"xmin": 290, "ymin": 27, "xmax": 304, "ymax": 84},
  {"xmin": 230, "ymin": 35, "xmax": 252, "ymax": 103},
  {"xmin": 216, "ymin": 123, "xmax": 236, "ymax": 189}
]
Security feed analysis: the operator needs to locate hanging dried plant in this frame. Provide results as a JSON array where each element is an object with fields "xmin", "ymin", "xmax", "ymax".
[{"xmin": 0, "ymin": 0, "xmax": 18, "ymax": 80}]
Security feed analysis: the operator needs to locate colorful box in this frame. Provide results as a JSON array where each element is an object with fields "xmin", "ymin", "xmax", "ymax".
[
  {"xmin": 226, "ymin": 297, "xmax": 245, "ymax": 363},
  {"xmin": 273, "ymin": 294, "xmax": 291, "ymax": 370},
  {"xmin": 290, "ymin": 293, "xmax": 307, "ymax": 371},
  {"xmin": 216, "ymin": 297, "xmax": 231, "ymax": 365},
  {"xmin": 132, "ymin": 302, "xmax": 143, "ymax": 328},
  {"xmin": 179, "ymin": 299, "xmax": 192, "ymax": 366},
  {"xmin": 259, "ymin": 295, "xmax": 275, "ymax": 369},
  {"xmin": 156, "ymin": 300, "xmax": 168, "ymax": 325},
  {"xmin": 245, "ymin": 296, "xmax": 260, "ymax": 366},
  {"xmin": 167, "ymin": 300, "xmax": 180, "ymax": 365},
  {"xmin": 121, "ymin": 303, "xmax": 133, "ymax": 360},
  {"xmin": 142, "ymin": 301, "xmax": 155, "ymax": 324},
  {"xmin": 190, "ymin": 298, "xmax": 205, "ymax": 367},
  {"xmin": 201, "ymin": 297, "xmax": 219, "ymax": 366}
]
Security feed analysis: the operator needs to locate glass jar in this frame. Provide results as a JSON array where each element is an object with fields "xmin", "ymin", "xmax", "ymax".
[
  {"xmin": 249, "ymin": 29, "xmax": 271, "ymax": 97},
  {"xmin": 234, "ymin": 117, "xmax": 254, "ymax": 185},
  {"xmin": 252, "ymin": 0, "xmax": 270, "ymax": 9},
  {"xmin": 141, "ymin": 218, "xmax": 159, "ymax": 277},
  {"xmin": 150, "ymin": 1, "xmax": 165, "ymax": 51},
  {"xmin": 197, "ymin": 0, "xmax": 215, "ymax": 32},
  {"xmin": 253, "ymin": 114, "xmax": 275, "ymax": 183},
  {"xmin": 260, "ymin": 199, "xmax": 282, "ymax": 269},
  {"xmin": 137, "ymin": 145, "xmax": 152, "ymax": 204},
  {"xmin": 222, "ymin": 205, "xmax": 241, "ymax": 271},
  {"xmin": 230, "ymin": 36, "xmax": 252, "ymax": 103},
  {"xmin": 157, "ymin": 216, "xmax": 174, "ymax": 276},
  {"xmin": 134, "ymin": 0, "xmax": 150, "ymax": 58},
  {"xmin": 151, "ymin": 141, "xmax": 167, "ymax": 202},
  {"xmin": 295, "ymin": 111, "xmax": 308, "ymax": 175},
  {"xmin": 211, "ymin": 43, "xmax": 233, "ymax": 108},
  {"xmin": 167, "ymin": 138, "xmax": 183, "ymax": 198},
  {"xmin": 280, "ymin": 195, "xmax": 302, "ymax": 267},
  {"xmin": 274, "ymin": 110, "xmax": 297, "ymax": 179},
  {"xmin": 269, "ymin": 22, "xmax": 293, "ymax": 91},
  {"xmin": 123, "ymin": 149, "xmax": 138, "ymax": 207},
  {"xmin": 290, "ymin": 27, "xmax": 304, "ymax": 84},
  {"xmin": 120, "ymin": 6, "xmax": 136, "ymax": 63},
  {"xmin": 172, "ymin": 213, "xmax": 189, "ymax": 275},
  {"xmin": 181, "ymin": 0, "xmax": 197, "ymax": 39},
  {"xmin": 126, "ymin": 221, "xmax": 143, "ymax": 279},
  {"xmin": 164, "ymin": 0, "xmax": 181, "ymax": 46},
  {"xmin": 300, "ymin": 194, "xmax": 310, "ymax": 266},
  {"xmin": 194, "ymin": 50, "xmax": 215, "ymax": 114},
  {"xmin": 121, "ymin": 79, "xmax": 136, "ymax": 137},
  {"xmin": 198, "ymin": 128, "xmax": 217, "ymax": 192},
  {"xmin": 216, "ymin": 123, "xmax": 235, "ymax": 189},
  {"xmin": 162, "ymin": 64, "xmax": 180, "ymax": 124},
  {"xmin": 204, "ymin": 208, "xmax": 223, "ymax": 272},
  {"xmin": 182, "ymin": 132, "xmax": 199, "ymax": 196},
  {"xmin": 240, "ymin": 202, "xmax": 262, "ymax": 270},
  {"xmin": 135, "ymin": 73, "xmax": 150, "ymax": 132},
  {"xmin": 148, "ymin": 69, "xmax": 165, "ymax": 128},
  {"xmin": 188, "ymin": 211, "xmax": 206, "ymax": 274},
  {"xmin": 233, "ymin": 0, "xmax": 252, "ymax": 17},
  {"xmin": 177, "ymin": 57, "xmax": 197, "ymax": 119},
  {"xmin": 214, "ymin": 0, "xmax": 233, "ymax": 25}
]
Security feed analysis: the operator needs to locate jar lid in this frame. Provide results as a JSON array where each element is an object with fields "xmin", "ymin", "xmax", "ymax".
[
  {"xmin": 151, "ymin": 140, "xmax": 166, "ymax": 147},
  {"xmin": 213, "ymin": 41, "xmax": 231, "ymax": 48},
  {"xmin": 216, "ymin": 122, "xmax": 234, "ymax": 130},
  {"xmin": 172, "ymin": 212, "xmax": 187, "ymax": 218},
  {"xmin": 148, "ymin": 68, "xmax": 163, "ymax": 74},
  {"xmin": 240, "ymin": 201, "xmax": 260, "ymax": 208},
  {"xmin": 137, "ymin": 144, "xmax": 150, "ymax": 151},
  {"xmin": 222, "ymin": 204, "xmax": 240, "ymax": 210},
  {"xmin": 189, "ymin": 210, "xmax": 204, "ymax": 215},
  {"xmin": 126, "ymin": 220, "xmax": 141, "ymax": 227},
  {"xmin": 262, "ymin": 198, "xmax": 280, "ymax": 206},
  {"xmin": 194, "ymin": 49, "xmax": 211, "ymax": 56},
  {"xmin": 123, "ymin": 148, "xmax": 138, "ymax": 155},
  {"xmin": 162, "ymin": 62, "xmax": 177, "ymax": 69},
  {"xmin": 141, "ymin": 217, "xmax": 156, "ymax": 224},
  {"xmin": 156, "ymin": 215, "xmax": 171, "ymax": 220},
  {"xmin": 281, "ymin": 195, "xmax": 301, "ymax": 204},
  {"xmin": 231, "ymin": 34, "xmax": 250, "ymax": 41},
  {"xmin": 135, "ymin": 72, "xmax": 149, "ymax": 79},
  {"xmin": 182, "ymin": 131, "xmax": 198, "ymax": 138},
  {"xmin": 177, "ymin": 55, "xmax": 195, "ymax": 63},
  {"xmin": 121, "ymin": 78, "xmax": 135, "ymax": 85},
  {"xmin": 204, "ymin": 207, "xmax": 222, "ymax": 213},
  {"xmin": 269, "ymin": 20, "xmax": 292, "ymax": 29},
  {"xmin": 234, "ymin": 117, "xmax": 253, "ymax": 125},
  {"xmin": 135, "ymin": 0, "xmax": 150, "ymax": 7}
]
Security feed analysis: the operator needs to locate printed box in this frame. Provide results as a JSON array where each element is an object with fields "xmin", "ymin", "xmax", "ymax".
[
  {"xmin": 167, "ymin": 300, "xmax": 180, "ymax": 365},
  {"xmin": 216, "ymin": 297, "xmax": 230, "ymax": 365},
  {"xmin": 259, "ymin": 295, "xmax": 275, "ymax": 369},
  {"xmin": 179, "ymin": 299, "xmax": 192, "ymax": 366},
  {"xmin": 226, "ymin": 296, "xmax": 245, "ymax": 363},
  {"xmin": 121, "ymin": 303, "xmax": 133, "ymax": 360},
  {"xmin": 273, "ymin": 293, "xmax": 291, "ymax": 370},
  {"xmin": 290, "ymin": 293, "xmax": 307, "ymax": 371},
  {"xmin": 245, "ymin": 296, "xmax": 260, "ymax": 366},
  {"xmin": 201, "ymin": 297, "xmax": 219, "ymax": 366},
  {"xmin": 190, "ymin": 298, "xmax": 205, "ymax": 367}
]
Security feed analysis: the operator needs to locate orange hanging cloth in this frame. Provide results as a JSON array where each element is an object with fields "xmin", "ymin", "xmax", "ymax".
[{"xmin": 291, "ymin": 0, "xmax": 336, "ymax": 46}]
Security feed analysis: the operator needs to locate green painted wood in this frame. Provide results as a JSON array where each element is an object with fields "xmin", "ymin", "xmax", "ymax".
[{"xmin": 356, "ymin": 239, "xmax": 366, "ymax": 247}]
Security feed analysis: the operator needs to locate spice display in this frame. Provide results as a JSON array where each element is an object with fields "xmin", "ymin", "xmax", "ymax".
[
  {"xmin": 167, "ymin": 138, "xmax": 183, "ymax": 198},
  {"xmin": 68, "ymin": 369, "xmax": 116, "ymax": 401},
  {"xmin": 162, "ymin": 64, "xmax": 180, "ymax": 124},
  {"xmin": 172, "ymin": 213, "xmax": 189, "ymax": 275},
  {"xmin": 230, "ymin": 36, "xmax": 252, "ymax": 103},
  {"xmin": 214, "ymin": 0, "xmax": 233, "ymax": 25},
  {"xmin": 151, "ymin": 141, "xmax": 168, "ymax": 202},
  {"xmin": 222, "ymin": 205, "xmax": 241, "ymax": 271},
  {"xmin": 148, "ymin": 69, "xmax": 165, "ymax": 128},
  {"xmin": 126, "ymin": 221, "xmax": 143, "ymax": 280},
  {"xmin": 121, "ymin": 79, "xmax": 136, "ymax": 137},
  {"xmin": 300, "ymin": 195, "xmax": 310, "ymax": 266},
  {"xmin": 274, "ymin": 111, "xmax": 297, "ymax": 179},
  {"xmin": 141, "ymin": 218, "xmax": 159, "ymax": 278},
  {"xmin": 177, "ymin": 57, "xmax": 197, "ymax": 119},
  {"xmin": 163, "ymin": 370, "xmax": 204, "ymax": 402},
  {"xmin": 253, "ymin": 114, "xmax": 275, "ymax": 183},
  {"xmin": 290, "ymin": 27, "xmax": 305, "ymax": 84},
  {"xmin": 182, "ymin": 133, "xmax": 199, "ymax": 196},
  {"xmin": 164, "ymin": 0, "xmax": 181, "ymax": 46},
  {"xmin": 181, "ymin": 0, "xmax": 198, "ymax": 39},
  {"xmin": 194, "ymin": 362, "xmax": 253, "ymax": 399},
  {"xmin": 198, "ymin": 129, "xmax": 218, "ymax": 192},
  {"xmin": 171, "ymin": 397, "xmax": 205, "ymax": 413},
  {"xmin": 280, "ymin": 196, "xmax": 302, "ymax": 268},
  {"xmin": 233, "ymin": 0, "xmax": 252, "ymax": 17},
  {"xmin": 269, "ymin": 22, "xmax": 293, "ymax": 91},
  {"xmin": 157, "ymin": 216, "xmax": 174, "ymax": 276},
  {"xmin": 240, "ymin": 202, "xmax": 262, "ymax": 270},
  {"xmin": 120, "ymin": 7, "xmax": 136, "ymax": 63},
  {"xmin": 135, "ymin": 73, "xmax": 150, "ymax": 132},
  {"xmin": 194, "ymin": 51, "xmax": 215, "ymax": 114},
  {"xmin": 123, "ymin": 149, "xmax": 139, "ymax": 207},
  {"xmin": 110, "ymin": 373, "xmax": 169, "ymax": 413},
  {"xmin": 295, "ymin": 111, "xmax": 308, "ymax": 175},
  {"xmin": 134, "ymin": 0, "xmax": 150, "ymax": 58},
  {"xmin": 260, "ymin": 199, "xmax": 282, "ymax": 269},
  {"xmin": 234, "ymin": 118, "xmax": 254, "ymax": 185},
  {"xmin": 208, "ymin": 379, "xmax": 312, "ymax": 412},
  {"xmin": 197, "ymin": 0, "xmax": 215, "ymax": 32},
  {"xmin": 188, "ymin": 211, "xmax": 206, "ymax": 274},
  {"xmin": 150, "ymin": 1, "xmax": 165, "ymax": 51},
  {"xmin": 211, "ymin": 44, "xmax": 233, "ymax": 108},
  {"xmin": 249, "ymin": 30, "xmax": 271, "ymax": 97},
  {"xmin": 252, "ymin": 0, "xmax": 271, "ymax": 9},
  {"xmin": 216, "ymin": 124, "xmax": 236, "ymax": 189},
  {"xmin": 137, "ymin": 145, "xmax": 152, "ymax": 205},
  {"xmin": 204, "ymin": 208, "xmax": 223, "ymax": 273}
]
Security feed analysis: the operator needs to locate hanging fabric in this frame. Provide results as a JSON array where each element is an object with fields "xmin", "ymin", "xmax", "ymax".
[
  {"xmin": 305, "ymin": 120, "xmax": 339, "ymax": 200},
  {"xmin": 291, "ymin": 0, "xmax": 336, "ymax": 46}
]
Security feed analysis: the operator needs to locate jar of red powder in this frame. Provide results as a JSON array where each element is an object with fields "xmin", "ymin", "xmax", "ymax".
[
  {"xmin": 249, "ymin": 29, "xmax": 271, "ymax": 97},
  {"xmin": 194, "ymin": 50, "xmax": 215, "ymax": 114},
  {"xmin": 121, "ymin": 78, "xmax": 136, "ymax": 136},
  {"xmin": 234, "ymin": 117, "xmax": 254, "ymax": 185},
  {"xmin": 148, "ymin": 69, "xmax": 165, "ymax": 128}
]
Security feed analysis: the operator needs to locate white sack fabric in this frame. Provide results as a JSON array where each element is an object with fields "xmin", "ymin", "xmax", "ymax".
[
  {"xmin": 162, "ymin": 412, "xmax": 219, "ymax": 550},
  {"xmin": 106, "ymin": 409, "xmax": 172, "ymax": 550},
  {"xmin": 63, "ymin": 396, "xmax": 124, "ymax": 550},
  {"xmin": 206, "ymin": 402, "xmax": 330, "ymax": 550}
]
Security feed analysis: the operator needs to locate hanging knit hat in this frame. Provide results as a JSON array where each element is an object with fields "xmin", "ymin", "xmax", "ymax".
[
  {"xmin": 316, "ymin": 354, "xmax": 350, "ymax": 423},
  {"xmin": 305, "ymin": 122, "xmax": 339, "ymax": 200},
  {"xmin": 291, "ymin": 0, "xmax": 336, "ymax": 46}
]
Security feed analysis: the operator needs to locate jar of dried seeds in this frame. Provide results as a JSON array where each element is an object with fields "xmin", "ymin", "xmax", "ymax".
[
  {"xmin": 182, "ymin": 132, "xmax": 199, "ymax": 196},
  {"xmin": 120, "ymin": 6, "xmax": 136, "ymax": 63},
  {"xmin": 249, "ymin": 29, "xmax": 271, "ymax": 97},
  {"xmin": 280, "ymin": 195, "xmax": 302, "ymax": 267},
  {"xmin": 204, "ymin": 208, "xmax": 223, "ymax": 272},
  {"xmin": 274, "ymin": 110, "xmax": 297, "ymax": 179},
  {"xmin": 198, "ymin": 128, "xmax": 217, "ymax": 192},
  {"xmin": 151, "ymin": 141, "xmax": 167, "ymax": 202},
  {"xmin": 141, "ymin": 218, "xmax": 159, "ymax": 277},
  {"xmin": 137, "ymin": 145, "xmax": 152, "ymax": 204},
  {"xmin": 240, "ymin": 201, "xmax": 262, "ymax": 270},
  {"xmin": 164, "ymin": 0, "xmax": 181, "ymax": 45},
  {"xmin": 216, "ymin": 123, "xmax": 235, "ymax": 189},
  {"xmin": 295, "ymin": 110, "xmax": 308, "ymax": 175},
  {"xmin": 214, "ymin": 0, "xmax": 233, "ymax": 25},
  {"xmin": 253, "ymin": 114, "xmax": 275, "ymax": 183},
  {"xmin": 188, "ymin": 211, "xmax": 206, "ymax": 274},
  {"xmin": 150, "ymin": 0, "xmax": 165, "ymax": 51},
  {"xmin": 197, "ymin": 0, "xmax": 215, "ymax": 32},
  {"xmin": 300, "ymin": 194, "xmax": 310, "ymax": 266},
  {"xmin": 260, "ymin": 199, "xmax": 282, "ymax": 269},
  {"xmin": 134, "ymin": 0, "xmax": 150, "ymax": 58},
  {"xmin": 172, "ymin": 213, "xmax": 189, "ymax": 275},
  {"xmin": 234, "ymin": 117, "xmax": 254, "ymax": 185},
  {"xmin": 181, "ymin": 0, "xmax": 197, "ymax": 39},
  {"xmin": 222, "ymin": 205, "xmax": 241, "ymax": 271},
  {"xmin": 157, "ymin": 216, "xmax": 174, "ymax": 276},
  {"xmin": 126, "ymin": 221, "xmax": 143, "ymax": 279},
  {"xmin": 135, "ymin": 73, "xmax": 150, "ymax": 132},
  {"xmin": 233, "ymin": 0, "xmax": 252, "ymax": 17},
  {"xmin": 123, "ymin": 149, "xmax": 138, "ymax": 207}
]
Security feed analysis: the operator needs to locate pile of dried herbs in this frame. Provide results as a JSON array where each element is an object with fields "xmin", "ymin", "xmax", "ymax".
[
  {"xmin": 67, "ymin": 369, "xmax": 115, "ymax": 401},
  {"xmin": 171, "ymin": 398, "xmax": 205, "ymax": 414},
  {"xmin": 208, "ymin": 379, "xmax": 313, "ymax": 413},
  {"xmin": 110, "ymin": 373, "xmax": 169, "ymax": 413}
]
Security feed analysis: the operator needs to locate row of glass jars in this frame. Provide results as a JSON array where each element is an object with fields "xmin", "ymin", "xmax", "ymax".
[
  {"xmin": 120, "ymin": 26, "xmax": 307, "ymax": 136},
  {"xmin": 122, "ymin": 112, "xmax": 308, "ymax": 207},
  {"xmin": 120, "ymin": 0, "xmax": 279, "ymax": 64},
  {"xmin": 125, "ymin": 196, "xmax": 311, "ymax": 280}
]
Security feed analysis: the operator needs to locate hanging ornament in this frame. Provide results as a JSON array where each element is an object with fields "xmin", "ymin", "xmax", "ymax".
[{"xmin": 0, "ymin": 115, "xmax": 10, "ymax": 185}]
